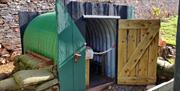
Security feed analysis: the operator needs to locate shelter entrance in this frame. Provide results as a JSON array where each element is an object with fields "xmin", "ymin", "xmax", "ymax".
[{"xmin": 84, "ymin": 17, "xmax": 118, "ymax": 88}]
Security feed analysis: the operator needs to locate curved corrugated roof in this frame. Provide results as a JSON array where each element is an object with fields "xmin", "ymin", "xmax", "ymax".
[
  {"xmin": 86, "ymin": 18, "xmax": 116, "ymax": 78},
  {"xmin": 23, "ymin": 12, "xmax": 58, "ymax": 62}
]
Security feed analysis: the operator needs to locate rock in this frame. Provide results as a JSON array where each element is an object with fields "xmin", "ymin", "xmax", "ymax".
[
  {"xmin": 32, "ymin": 0, "xmax": 38, "ymax": 4},
  {"xmin": 2, "ymin": 15, "xmax": 13, "ymax": 22},
  {"xmin": 159, "ymin": 45, "xmax": 176, "ymax": 60},
  {"xmin": 0, "ymin": 3, "xmax": 7, "ymax": 8},
  {"xmin": 0, "ymin": 58, "xmax": 6, "ymax": 64},
  {"xmin": 0, "ymin": 0, "xmax": 9, "ymax": 4},
  {"xmin": 0, "ymin": 43, "xmax": 2, "ymax": 49},
  {"xmin": 157, "ymin": 57, "xmax": 174, "ymax": 82},
  {"xmin": 9, "ymin": 51, "xmax": 19, "ymax": 61},
  {"xmin": 2, "ymin": 43, "xmax": 15, "ymax": 52},
  {"xmin": 26, "ymin": 0, "xmax": 31, "ymax": 3},
  {"xmin": 0, "ymin": 19, "xmax": 4, "ymax": 25},
  {"xmin": 4, "ymin": 26, "xmax": 10, "ymax": 31},
  {"xmin": 2, "ymin": 54, "xmax": 10, "ymax": 58},
  {"xmin": 12, "ymin": 27, "xmax": 19, "ymax": 32},
  {"xmin": 0, "ymin": 48, "xmax": 9, "ymax": 56},
  {"xmin": 0, "ymin": 10, "xmax": 9, "ymax": 16}
]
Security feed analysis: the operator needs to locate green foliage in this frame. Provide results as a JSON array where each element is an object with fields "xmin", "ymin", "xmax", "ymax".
[
  {"xmin": 168, "ymin": 58, "xmax": 175, "ymax": 64},
  {"xmin": 160, "ymin": 16, "xmax": 178, "ymax": 45},
  {"xmin": 152, "ymin": 7, "xmax": 161, "ymax": 17}
]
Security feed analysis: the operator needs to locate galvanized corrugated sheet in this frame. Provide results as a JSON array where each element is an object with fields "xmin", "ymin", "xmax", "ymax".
[
  {"xmin": 86, "ymin": 19, "xmax": 116, "ymax": 78},
  {"xmin": 66, "ymin": 1, "xmax": 134, "ymax": 20},
  {"xmin": 65, "ymin": 2, "xmax": 134, "ymax": 79}
]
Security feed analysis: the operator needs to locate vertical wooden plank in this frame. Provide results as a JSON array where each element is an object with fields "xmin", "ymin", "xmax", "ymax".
[
  {"xmin": 148, "ymin": 30, "xmax": 159, "ymax": 83},
  {"xmin": 148, "ymin": 34, "xmax": 155, "ymax": 81},
  {"xmin": 138, "ymin": 29, "xmax": 149, "ymax": 80},
  {"xmin": 139, "ymin": 49, "xmax": 149, "ymax": 79},
  {"xmin": 118, "ymin": 20, "xmax": 160, "ymax": 85},
  {"xmin": 86, "ymin": 59, "xmax": 90, "ymax": 88},
  {"xmin": 127, "ymin": 30, "xmax": 137, "ymax": 77},
  {"xmin": 118, "ymin": 29, "xmax": 127, "ymax": 84},
  {"xmin": 148, "ymin": 32, "xmax": 159, "ymax": 83},
  {"xmin": 153, "ymin": 35, "xmax": 158, "ymax": 82},
  {"xmin": 154, "ymin": 33, "xmax": 159, "ymax": 79},
  {"xmin": 136, "ymin": 29, "xmax": 141, "ymax": 79}
]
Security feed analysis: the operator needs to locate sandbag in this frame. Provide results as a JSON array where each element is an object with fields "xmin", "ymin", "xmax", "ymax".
[
  {"xmin": 44, "ymin": 85, "xmax": 59, "ymax": 91},
  {"xmin": 13, "ymin": 69, "xmax": 54, "ymax": 87},
  {"xmin": 17, "ymin": 54, "xmax": 54, "ymax": 69},
  {"xmin": 157, "ymin": 58, "xmax": 174, "ymax": 80},
  {"xmin": 18, "ymin": 55, "xmax": 42, "ymax": 69},
  {"xmin": 19, "ymin": 62, "xmax": 28, "ymax": 70},
  {"xmin": 36, "ymin": 79, "xmax": 59, "ymax": 91},
  {"xmin": 13, "ymin": 55, "xmax": 22, "ymax": 72},
  {"xmin": 40, "ymin": 65, "xmax": 58, "ymax": 77},
  {"xmin": 0, "ymin": 77, "xmax": 19, "ymax": 90}
]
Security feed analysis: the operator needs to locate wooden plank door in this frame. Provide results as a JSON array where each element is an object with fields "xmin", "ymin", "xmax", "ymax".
[{"xmin": 117, "ymin": 20, "xmax": 160, "ymax": 85}]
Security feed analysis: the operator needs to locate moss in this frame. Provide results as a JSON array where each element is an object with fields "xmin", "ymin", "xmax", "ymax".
[{"xmin": 160, "ymin": 16, "xmax": 178, "ymax": 45}]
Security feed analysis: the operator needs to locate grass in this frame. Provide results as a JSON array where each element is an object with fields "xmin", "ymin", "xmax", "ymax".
[
  {"xmin": 160, "ymin": 16, "xmax": 178, "ymax": 45},
  {"xmin": 168, "ymin": 58, "xmax": 175, "ymax": 64}
]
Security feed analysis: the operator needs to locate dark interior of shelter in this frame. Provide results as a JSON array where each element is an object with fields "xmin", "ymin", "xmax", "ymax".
[{"xmin": 84, "ymin": 18, "xmax": 117, "ymax": 87}]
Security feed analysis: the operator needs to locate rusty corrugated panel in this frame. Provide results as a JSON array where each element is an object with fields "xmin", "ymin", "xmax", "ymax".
[{"xmin": 86, "ymin": 19, "xmax": 116, "ymax": 78}]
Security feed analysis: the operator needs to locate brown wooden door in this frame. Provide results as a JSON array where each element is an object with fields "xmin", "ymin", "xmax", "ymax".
[{"xmin": 117, "ymin": 20, "xmax": 160, "ymax": 85}]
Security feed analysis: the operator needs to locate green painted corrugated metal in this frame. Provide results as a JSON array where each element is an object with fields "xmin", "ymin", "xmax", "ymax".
[
  {"xmin": 23, "ymin": 1, "xmax": 86, "ymax": 91},
  {"xmin": 56, "ymin": 1, "xmax": 86, "ymax": 91},
  {"xmin": 23, "ymin": 12, "xmax": 58, "ymax": 62}
]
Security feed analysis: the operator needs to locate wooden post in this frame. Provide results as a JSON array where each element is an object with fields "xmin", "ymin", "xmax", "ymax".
[
  {"xmin": 174, "ymin": 1, "xmax": 180, "ymax": 91},
  {"xmin": 86, "ymin": 59, "xmax": 90, "ymax": 88}
]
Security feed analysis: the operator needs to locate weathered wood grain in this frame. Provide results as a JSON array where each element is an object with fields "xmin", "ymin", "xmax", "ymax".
[{"xmin": 118, "ymin": 20, "xmax": 160, "ymax": 85}]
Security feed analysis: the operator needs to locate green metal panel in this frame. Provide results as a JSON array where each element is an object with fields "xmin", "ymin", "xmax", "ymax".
[
  {"xmin": 56, "ymin": 0, "xmax": 86, "ymax": 91},
  {"xmin": 72, "ymin": 23, "xmax": 86, "ymax": 91},
  {"xmin": 23, "ymin": 12, "xmax": 58, "ymax": 63}
]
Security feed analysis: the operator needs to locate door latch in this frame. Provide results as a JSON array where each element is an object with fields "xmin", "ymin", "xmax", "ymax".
[{"xmin": 74, "ymin": 52, "xmax": 81, "ymax": 63}]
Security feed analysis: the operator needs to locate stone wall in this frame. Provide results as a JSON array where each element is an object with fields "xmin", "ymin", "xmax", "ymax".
[
  {"xmin": 0, "ymin": 0, "xmax": 54, "ymax": 51},
  {"xmin": 0, "ymin": 0, "xmax": 54, "ymax": 63}
]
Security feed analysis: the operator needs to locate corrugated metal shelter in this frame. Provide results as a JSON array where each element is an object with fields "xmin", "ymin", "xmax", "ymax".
[
  {"xmin": 19, "ymin": 1, "xmax": 134, "ymax": 91},
  {"xmin": 65, "ymin": 1, "xmax": 134, "ymax": 79},
  {"xmin": 86, "ymin": 18, "xmax": 117, "ymax": 78}
]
